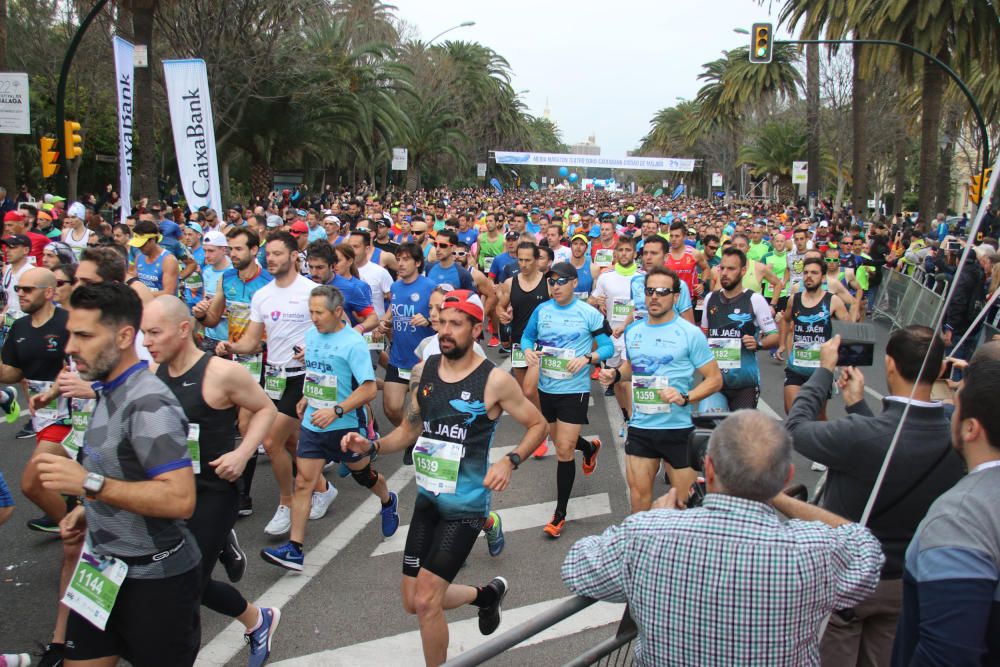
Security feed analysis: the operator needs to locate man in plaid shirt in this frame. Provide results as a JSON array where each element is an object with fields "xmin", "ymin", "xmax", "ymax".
[{"xmin": 562, "ymin": 410, "xmax": 884, "ymax": 666}]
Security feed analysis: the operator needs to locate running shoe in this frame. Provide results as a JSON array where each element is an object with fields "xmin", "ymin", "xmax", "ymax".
[
  {"xmin": 477, "ymin": 576, "xmax": 509, "ymax": 635},
  {"xmin": 487, "ymin": 335, "xmax": 500, "ymax": 348},
  {"xmin": 543, "ymin": 514, "xmax": 566, "ymax": 539},
  {"xmin": 484, "ymin": 511, "xmax": 504, "ymax": 557},
  {"xmin": 532, "ymin": 440, "xmax": 548, "ymax": 459},
  {"xmin": 1, "ymin": 654, "xmax": 32, "ymax": 667},
  {"xmin": 263, "ymin": 505, "xmax": 291, "ymax": 535},
  {"xmin": 322, "ymin": 460, "xmax": 336, "ymax": 472},
  {"xmin": 35, "ymin": 642, "xmax": 63, "ymax": 667},
  {"xmin": 0, "ymin": 386, "xmax": 20, "ymax": 424},
  {"xmin": 15, "ymin": 423, "xmax": 34, "ymax": 439},
  {"xmin": 309, "ymin": 482, "xmax": 338, "ymax": 520},
  {"xmin": 582, "ymin": 438, "xmax": 602, "ymax": 476},
  {"xmin": 237, "ymin": 494, "xmax": 253, "ymax": 518},
  {"xmin": 245, "ymin": 607, "xmax": 281, "ymax": 667},
  {"xmin": 26, "ymin": 516, "xmax": 60, "ymax": 534},
  {"xmin": 260, "ymin": 542, "xmax": 304, "ymax": 571},
  {"xmin": 590, "ymin": 367, "xmax": 600, "ymax": 380},
  {"xmin": 219, "ymin": 529, "xmax": 247, "ymax": 583},
  {"xmin": 603, "ymin": 384, "xmax": 615, "ymax": 397},
  {"xmin": 497, "ymin": 346, "xmax": 510, "ymax": 356},
  {"xmin": 337, "ymin": 462, "xmax": 351, "ymax": 478},
  {"xmin": 380, "ymin": 491, "xmax": 399, "ymax": 537}
]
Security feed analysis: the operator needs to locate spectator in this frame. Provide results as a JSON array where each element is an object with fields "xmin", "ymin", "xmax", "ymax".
[
  {"xmin": 785, "ymin": 327, "xmax": 965, "ymax": 666},
  {"xmin": 943, "ymin": 244, "xmax": 997, "ymax": 362},
  {"xmin": 561, "ymin": 410, "xmax": 884, "ymax": 667},
  {"xmin": 0, "ymin": 187, "xmax": 14, "ymax": 214},
  {"xmin": 892, "ymin": 351, "xmax": 1000, "ymax": 666}
]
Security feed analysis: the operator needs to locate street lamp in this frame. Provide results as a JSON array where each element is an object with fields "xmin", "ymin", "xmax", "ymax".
[
  {"xmin": 426, "ymin": 21, "xmax": 475, "ymax": 45},
  {"xmin": 733, "ymin": 27, "xmax": 750, "ymax": 35}
]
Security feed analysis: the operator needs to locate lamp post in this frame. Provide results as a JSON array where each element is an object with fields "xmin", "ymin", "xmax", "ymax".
[{"xmin": 425, "ymin": 20, "xmax": 475, "ymax": 45}]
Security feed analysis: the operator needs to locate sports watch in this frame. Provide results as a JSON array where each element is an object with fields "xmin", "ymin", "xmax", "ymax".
[
  {"xmin": 83, "ymin": 473, "xmax": 105, "ymax": 499},
  {"xmin": 506, "ymin": 452, "xmax": 522, "ymax": 470},
  {"xmin": 334, "ymin": 405, "xmax": 345, "ymax": 418}
]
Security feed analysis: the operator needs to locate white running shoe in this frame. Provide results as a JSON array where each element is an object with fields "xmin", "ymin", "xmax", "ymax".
[
  {"xmin": 309, "ymin": 483, "xmax": 339, "ymax": 520},
  {"xmin": 264, "ymin": 504, "xmax": 292, "ymax": 535}
]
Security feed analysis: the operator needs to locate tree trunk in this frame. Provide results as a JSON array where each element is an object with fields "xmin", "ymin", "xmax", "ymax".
[
  {"xmin": 806, "ymin": 42, "xmax": 821, "ymax": 202},
  {"xmin": 67, "ymin": 158, "xmax": 80, "ymax": 203},
  {"xmin": 132, "ymin": 0, "xmax": 157, "ymax": 202},
  {"xmin": 0, "ymin": 0, "xmax": 15, "ymax": 193},
  {"xmin": 851, "ymin": 44, "xmax": 870, "ymax": 218},
  {"xmin": 917, "ymin": 54, "xmax": 947, "ymax": 227},
  {"xmin": 894, "ymin": 121, "xmax": 907, "ymax": 214},
  {"xmin": 935, "ymin": 103, "xmax": 961, "ymax": 215},
  {"xmin": 249, "ymin": 155, "xmax": 271, "ymax": 200}
]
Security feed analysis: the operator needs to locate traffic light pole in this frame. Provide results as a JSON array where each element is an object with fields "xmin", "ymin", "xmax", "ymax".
[
  {"xmin": 54, "ymin": 0, "xmax": 112, "ymax": 195},
  {"xmin": 778, "ymin": 38, "xmax": 990, "ymax": 178}
]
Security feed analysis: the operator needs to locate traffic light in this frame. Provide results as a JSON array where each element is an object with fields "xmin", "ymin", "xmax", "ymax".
[
  {"xmin": 749, "ymin": 23, "xmax": 773, "ymax": 64},
  {"xmin": 64, "ymin": 120, "xmax": 83, "ymax": 160},
  {"xmin": 40, "ymin": 136, "xmax": 60, "ymax": 179},
  {"xmin": 969, "ymin": 168, "xmax": 992, "ymax": 205}
]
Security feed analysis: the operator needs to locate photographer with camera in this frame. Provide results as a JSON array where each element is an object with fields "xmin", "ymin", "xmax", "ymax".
[{"xmin": 785, "ymin": 326, "xmax": 965, "ymax": 666}]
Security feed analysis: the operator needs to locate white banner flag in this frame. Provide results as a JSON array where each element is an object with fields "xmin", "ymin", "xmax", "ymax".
[
  {"xmin": 494, "ymin": 151, "xmax": 696, "ymax": 172},
  {"xmin": 113, "ymin": 36, "xmax": 134, "ymax": 220},
  {"xmin": 792, "ymin": 161, "xmax": 808, "ymax": 184},
  {"xmin": 163, "ymin": 59, "xmax": 222, "ymax": 211},
  {"xmin": 391, "ymin": 147, "xmax": 408, "ymax": 171}
]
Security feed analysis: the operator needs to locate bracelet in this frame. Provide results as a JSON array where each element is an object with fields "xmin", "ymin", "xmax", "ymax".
[{"xmin": 125, "ymin": 277, "xmax": 140, "ymax": 286}]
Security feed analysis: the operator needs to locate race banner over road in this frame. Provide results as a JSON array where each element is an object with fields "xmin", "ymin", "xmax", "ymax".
[
  {"xmin": 163, "ymin": 59, "xmax": 222, "ymax": 211},
  {"xmin": 494, "ymin": 151, "xmax": 696, "ymax": 172},
  {"xmin": 113, "ymin": 36, "xmax": 134, "ymax": 220}
]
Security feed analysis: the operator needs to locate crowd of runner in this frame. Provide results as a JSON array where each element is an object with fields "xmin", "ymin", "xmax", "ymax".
[{"xmin": 0, "ymin": 187, "xmax": 998, "ymax": 667}]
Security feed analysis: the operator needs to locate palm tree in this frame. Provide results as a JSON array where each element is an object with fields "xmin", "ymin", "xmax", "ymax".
[
  {"xmin": 332, "ymin": 0, "xmax": 400, "ymax": 48},
  {"xmin": 739, "ymin": 119, "xmax": 808, "ymax": 198}
]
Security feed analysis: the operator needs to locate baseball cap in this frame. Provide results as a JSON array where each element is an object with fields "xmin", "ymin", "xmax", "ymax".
[
  {"xmin": 1, "ymin": 234, "xmax": 31, "ymax": 248},
  {"xmin": 203, "ymin": 230, "xmax": 228, "ymax": 247},
  {"xmin": 505, "ymin": 231, "xmax": 520, "ymax": 240},
  {"xmin": 289, "ymin": 220, "xmax": 308, "ymax": 237},
  {"xmin": 67, "ymin": 202, "xmax": 87, "ymax": 219},
  {"xmin": 547, "ymin": 262, "xmax": 578, "ymax": 281},
  {"xmin": 3, "ymin": 210, "xmax": 24, "ymax": 223},
  {"xmin": 818, "ymin": 221, "xmax": 829, "ymax": 228},
  {"xmin": 187, "ymin": 222, "xmax": 204, "ymax": 235},
  {"xmin": 128, "ymin": 232, "xmax": 160, "ymax": 248},
  {"xmin": 570, "ymin": 233, "xmax": 589, "ymax": 244},
  {"xmin": 322, "ymin": 215, "xmax": 341, "ymax": 225},
  {"xmin": 265, "ymin": 214, "xmax": 283, "ymax": 229},
  {"xmin": 441, "ymin": 289, "xmax": 484, "ymax": 321}
]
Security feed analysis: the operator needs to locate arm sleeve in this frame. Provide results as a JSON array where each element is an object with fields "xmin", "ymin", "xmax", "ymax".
[
  {"xmin": 593, "ymin": 333, "xmax": 614, "ymax": 361},
  {"xmin": 127, "ymin": 394, "xmax": 192, "ymax": 478},
  {"xmin": 560, "ymin": 522, "xmax": 629, "ymax": 603},
  {"xmin": 785, "ymin": 369, "xmax": 867, "ymax": 467},
  {"xmin": 520, "ymin": 306, "xmax": 541, "ymax": 351}
]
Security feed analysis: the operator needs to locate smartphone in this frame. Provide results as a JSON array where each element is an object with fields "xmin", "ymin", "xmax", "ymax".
[
  {"xmin": 836, "ymin": 342, "xmax": 874, "ymax": 367},
  {"xmin": 947, "ymin": 241, "xmax": 961, "ymax": 252}
]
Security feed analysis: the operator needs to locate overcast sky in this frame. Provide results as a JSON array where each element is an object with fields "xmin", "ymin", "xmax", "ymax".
[{"xmin": 392, "ymin": 0, "xmax": 794, "ymax": 157}]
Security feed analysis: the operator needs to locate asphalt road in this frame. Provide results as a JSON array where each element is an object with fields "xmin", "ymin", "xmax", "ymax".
[{"xmin": 0, "ymin": 322, "xmax": 896, "ymax": 665}]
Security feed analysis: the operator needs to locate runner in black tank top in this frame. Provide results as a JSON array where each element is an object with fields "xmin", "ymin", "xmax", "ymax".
[{"xmin": 510, "ymin": 271, "xmax": 549, "ymax": 344}]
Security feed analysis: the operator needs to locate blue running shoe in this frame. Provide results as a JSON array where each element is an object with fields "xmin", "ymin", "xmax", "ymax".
[
  {"xmin": 337, "ymin": 462, "xmax": 351, "ymax": 478},
  {"xmin": 484, "ymin": 511, "xmax": 504, "ymax": 557},
  {"xmin": 260, "ymin": 542, "xmax": 303, "ymax": 572},
  {"xmin": 245, "ymin": 606, "xmax": 281, "ymax": 667},
  {"xmin": 380, "ymin": 491, "xmax": 399, "ymax": 537}
]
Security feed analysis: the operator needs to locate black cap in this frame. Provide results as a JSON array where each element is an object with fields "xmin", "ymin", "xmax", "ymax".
[
  {"xmin": 547, "ymin": 262, "xmax": 578, "ymax": 281},
  {"xmin": 505, "ymin": 231, "xmax": 520, "ymax": 240},
  {"xmin": 1, "ymin": 234, "xmax": 31, "ymax": 248}
]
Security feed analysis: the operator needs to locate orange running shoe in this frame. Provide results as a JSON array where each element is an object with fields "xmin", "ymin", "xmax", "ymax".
[
  {"xmin": 543, "ymin": 515, "xmax": 566, "ymax": 538},
  {"xmin": 582, "ymin": 438, "xmax": 602, "ymax": 476},
  {"xmin": 532, "ymin": 441, "xmax": 548, "ymax": 459}
]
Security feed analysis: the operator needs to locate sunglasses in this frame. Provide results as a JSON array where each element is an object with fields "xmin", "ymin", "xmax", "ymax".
[
  {"xmin": 356, "ymin": 227, "xmax": 370, "ymax": 234},
  {"xmin": 413, "ymin": 231, "xmax": 426, "ymax": 236},
  {"xmin": 56, "ymin": 279, "xmax": 76, "ymax": 287},
  {"xmin": 645, "ymin": 286, "xmax": 677, "ymax": 297},
  {"xmin": 14, "ymin": 285, "xmax": 40, "ymax": 293},
  {"xmin": 547, "ymin": 277, "xmax": 573, "ymax": 286},
  {"xmin": 435, "ymin": 243, "xmax": 451, "ymax": 249},
  {"xmin": 453, "ymin": 250, "xmax": 468, "ymax": 257},
  {"xmin": 824, "ymin": 257, "xmax": 840, "ymax": 264},
  {"xmin": 706, "ymin": 245, "xmax": 720, "ymax": 251}
]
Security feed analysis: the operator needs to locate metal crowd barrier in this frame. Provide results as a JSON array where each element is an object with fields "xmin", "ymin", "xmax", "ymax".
[
  {"xmin": 872, "ymin": 267, "xmax": 945, "ymax": 332},
  {"xmin": 442, "ymin": 598, "xmax": 637, "ymax": 667},
  {"xmin": 986, "ymin": 322, "xmax": 999, "ymax": 341}
]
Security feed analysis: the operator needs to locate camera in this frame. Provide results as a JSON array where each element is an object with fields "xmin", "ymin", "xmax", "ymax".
[{"xmin": 832, "ymin": 321, "xmax": 876, "ymax": 367}]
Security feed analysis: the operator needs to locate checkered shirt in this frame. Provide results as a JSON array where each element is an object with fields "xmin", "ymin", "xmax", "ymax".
[{"xmin": 561, "ymin": 494, "xmax": 884, "ymax": 666}]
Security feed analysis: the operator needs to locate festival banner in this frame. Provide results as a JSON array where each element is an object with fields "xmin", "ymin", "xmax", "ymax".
[
  {"xmin": 493, "ymin": 151, "xmax": 696, "ymax": 172},
  {"xmin": 163, "ymin": 59, "xmax": 222, "ymax": 210},
  {"xmin": 112, "ymin": 36, "xmax": 134, "ymax": 219}
]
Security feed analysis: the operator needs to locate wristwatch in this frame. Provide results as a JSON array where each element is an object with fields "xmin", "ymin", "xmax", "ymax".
[
  {"xmin": 505, "ymin": 452, "xmax": 521, "ymax": 470},
  {"xmin": 679, "ymin": 392, "xmax": 690, "ymax": 407},
  {"xmin": 83, "ymin": 473, "xmax": 105, "ymax": 499},
  {"xmin": 334, "ymin": 405, "xmax": 345, "ymax": 418}
]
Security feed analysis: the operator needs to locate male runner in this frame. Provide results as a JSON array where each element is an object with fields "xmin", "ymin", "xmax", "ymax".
[
  {"xmin": 475, "ymin": 213, "xmax": 505, "ymax": 278},
  {"xmin": 601, "ymin": 266, "xmax": 721, "ymax": 512},
  {"xmin": 702, "ymin": 247, "xmax": 779, "ymax": 409},
  {"xmin": 196, "ymin": 230, "xmax": 232, "ymax": 352},
  {"xmin": 522, "ymin": 262, "xmax": 614, "ymax": 538},
  {"xmin": 261, "ymin": 285, "xmax": 398, "ymax": 571},
  {"xmin": 341, "ymin": 290, "xmax": 547, "ymax": 667},
  {"xmin": 665, "ymin": 221, "xmax": 709, "ymax": 315},
  {"xmin": 128, "ymin": 220, "xmax": 179, "ymax": 297},
  {"xmin": 589, "ymin": 219, "xmax": 618, "ymax": 269},
  {"xmin": 568, "ymin": 234, "xmax": 598, "ymax": 301},
  {"xmin": 1, "ymin": 234, "xmax": 33, "ymax": 341},
  {"xmin": 823, "ymin": 246, "xmax": 861, "ymax": 321},
  {"xmin": 217, "ymin": 232, "xmax": 317, "ymax": 535},
  {"xmin": 425, "ymin": 230, "xmax": 474, "ymax": 291},
  {"xmin": 36, "ymin": 282, "xmax": 201, "ymax": 666},
  {"xmin": 761, "ymin": 232, "xmax": 790, "ymax": 360},
  {"xmin": 143, "ymin": 295, "xmax": 281, "ymax": 667}
]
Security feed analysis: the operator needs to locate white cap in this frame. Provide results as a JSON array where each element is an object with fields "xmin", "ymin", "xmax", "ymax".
[
  {"xmin": 818, "ymin": 221, "xmax": 829, "ymax": 228},
  {"xmin": 203, "ymin": 230, "xmax": 228, "ymax": 247},
  {"xmin": 265, "ymin": 214, "xmax": 282, "ymax": 228},
  {"xmin": 67, "ymin": 202, "xmax": 87, "ymax": 219}
]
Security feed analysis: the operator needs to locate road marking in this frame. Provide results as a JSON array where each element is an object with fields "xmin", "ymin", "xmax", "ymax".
[
  {"xmin": 195, "ymin": 464, "xmax": 417, "ymax": 667},
  {"xmin": 371, "ymin": 492, "xmax": 612, "ymax": 557},
  {"xmin": 757, "ymin": 398, "xmax": 783, "ymax": 421},
  {"xmin": 603, "ymin": 395, "xmax": 630, "ymax": 503},
  {"xmin": 269, "ymin": 596, "xmax": 626, "ymax": 666}
]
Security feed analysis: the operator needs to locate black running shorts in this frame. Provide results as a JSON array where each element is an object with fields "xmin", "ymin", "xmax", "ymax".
[{"xmin": 402, "ymin": 494, "xmax": 486, "ymax": 582}]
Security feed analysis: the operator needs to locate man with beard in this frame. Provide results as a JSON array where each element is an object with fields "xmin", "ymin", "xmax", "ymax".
[
  {"xmin": 702, "ymin": 247, "xmax": 779, "ymax": 410},
  {"xmin": 35, "ymin": 282, "xmax": 201, "ymax": 666},
  {"xmin": 341, "ymin": 290, "xmax": 547, "ymax": 667},
  {"xmin": 143, "ymin": 295, "xmax": 281, "ymax": 667}
]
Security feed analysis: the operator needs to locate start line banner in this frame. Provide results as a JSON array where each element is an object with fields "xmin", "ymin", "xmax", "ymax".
[{"xmin": 494, "ymin": 151, "xmax": 696, "ymax": 172}]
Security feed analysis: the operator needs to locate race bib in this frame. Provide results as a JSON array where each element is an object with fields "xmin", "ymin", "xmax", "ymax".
[
  {"xmin": 709, "ymin": 338, "xmax": 742, "ymax": 369},
  {"xmin": 482, "ymin": 256, "xmax": 495, "ymax": 273},
  {"xmin": 413, "ymin": 436, "xmax": 463, "ymax": 495},
  {"xmin": 632, "ymin": 375, "xmax": 672, "ymax": 414},
  {"xmin": 594, "ymin": 248, "xmax": 614, "ymax": 267},
  {"xmin": 235, "ymin": 353, "xmax": 263, "ymax": 378},
  {"xmin": 364, "ymin": 331, "xmax": 384, "ymax": 351},
  {"xmin": 187, "ymin": 423, "xmax": 201, "ymax": 474},
  {"xmin": 793, "ymin": 341, "xmax": 821, "ymax": 368},
  {"xmin": 511, "ymin": 344, "xmax": 527, "ymax": 369},
  {"xmin": 184, "ymin": 273, "xmax": 203, "ymax": 292},
  {"xmin": 610, "ymin": 297, "xmax": 633, "ymax": 326},
  {"xmin": 397, "ymin": 367, "xmax": 412, "ymax": 381},
  {"xmin": 540, "ymin": 346, "xmax": 575, "ymax": 379},
  {"xmin": 62, "ymin": 542, "xmax": 128, "ymax": 631},
  {"xmin": 264, "ymin": 365, "xmax": 287, "ymax": 400},
  {"xmin": 27, "ymin": 380, "xmax": 57, "ymax": 422},
  {"xmin": 61, "ymin": 398, "xmax": 95, "ymax": 459},
  {"xmin": 304, "ymin": 372, "xmax": 338, "ymax": 410}
]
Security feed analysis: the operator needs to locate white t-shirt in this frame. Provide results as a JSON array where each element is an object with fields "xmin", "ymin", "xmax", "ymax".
[
  {"xmin": 357, "ymin": 260, "xmax": 393, "ymax": 319},
  {"xmin": 250, "ymin": 273, "xmax": 314, "ymax": 367},
  {"xmin": 552, "ymin": 246, "xmax": 572, "ymax": 265},
  {"xmin": 592, "ymin": 269, "xmax": 633, "ymax": 301},
  {"xmin": 2, "ymin": 262, "xmax": 32, "ymax": 319}
]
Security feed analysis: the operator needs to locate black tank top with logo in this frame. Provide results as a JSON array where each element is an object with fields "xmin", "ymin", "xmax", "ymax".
[
  {"xmin": 510, "ymin": 272, "xmax": 549, "ymax": 344},
  {"xmin": 789, "ymin": 291, "xmax": 834, "ymax": 376},
  {"xmin": 156, "ymin": 352, "xmax": 238, "ymax": 491}
]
